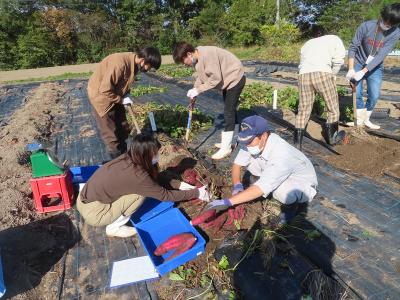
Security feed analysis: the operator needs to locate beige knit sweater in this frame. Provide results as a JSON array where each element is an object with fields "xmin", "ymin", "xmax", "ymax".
[{"xmin": 194, "ymin": 46, "xmax": 244, "ymax": 93}]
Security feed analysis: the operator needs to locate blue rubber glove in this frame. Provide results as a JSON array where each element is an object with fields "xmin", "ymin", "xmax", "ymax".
[
  {"xmin": 207, "ymin": 199, "xmax": 232, "ymax": 212},
  {"xmin": 232, "ymin": 183, "xmax": 244, "ymax": 196}
]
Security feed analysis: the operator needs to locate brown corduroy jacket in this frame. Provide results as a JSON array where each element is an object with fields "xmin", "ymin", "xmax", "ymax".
[{"xmin": 87, "ymin": 52, "xmax": 137, "ymax": 117}]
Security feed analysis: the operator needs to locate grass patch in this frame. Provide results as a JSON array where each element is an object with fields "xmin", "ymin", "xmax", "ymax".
[
  {"xmin": 239, "ymin": 82, "xmax": 354, "ymax": 121},
  {"xmin": 2, "ymin": 72, "xmax": 93, "ymax": 84},
  {"xmin": 130, "ymin": 101, "xmax": 213, "ymax": 139},
  {"xmin": 130, "ymin": 85, "xmax": 166, "ymax": 97},
  {"xmin": 229, "ymin": 44, "xmax": 302, "ymax": 63},
  {"xmin": 157, "ymin": 64, "xmax": 194, "ymax": 78}
]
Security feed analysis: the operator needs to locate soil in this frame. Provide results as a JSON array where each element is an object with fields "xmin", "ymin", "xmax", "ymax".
[
  {"xmin": 0, "ymin": 82, "xmax": 67, "ymax": 229},
  {"xmin": 282, "ymin": 107, "xmax": 400, "ymax": 180},
  {"xmin": 154, "ymin": 135, "xmax": 268, "ymax": 299},
  {"xmin": 323, "ymin": 129, "xmax": 400, "ymax": 178},
  {"xmin": 0, "ymin": 73, "xmax": 397, "ymax": 298},
  {"xmin": 0, "ymin": 82, "xmax": 78, "ymax": 300}
]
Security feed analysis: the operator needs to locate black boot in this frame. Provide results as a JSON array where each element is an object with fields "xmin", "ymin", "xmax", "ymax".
[
  {"xmin": 293, "ymin": 129, "xmax": 304, "ymax": 150},
  {"xmin": 322, "ymin": 122, "xmax": 346, "ymax": 145}
]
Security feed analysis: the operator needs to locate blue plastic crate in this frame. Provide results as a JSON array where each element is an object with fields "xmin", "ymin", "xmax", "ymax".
[
  {"xmin": 135, "ymin": 208, "xmax": 206, "ymax": 276},
  {"xmin": 130, "ymin": 198, "xmax": 174, "ymax": 225},
  {"xmin": 69, "ymin": 165, "xmax": 100, "ymax": 184}
]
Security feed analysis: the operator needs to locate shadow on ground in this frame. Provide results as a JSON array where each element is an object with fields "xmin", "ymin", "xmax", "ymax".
[
  {"xmin": 0, "ymin": 213, "xmax": 80, "ymax": 298},
  {"xmin": 214, "ymin": 191, "xmax": 349, "ymax": 300}
]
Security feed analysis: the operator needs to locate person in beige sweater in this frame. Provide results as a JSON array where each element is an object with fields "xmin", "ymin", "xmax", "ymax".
[
  {"xmin": 173, "ymin": 42, "xmax": 246, "ymax": 160},
  {"xmin": 87, "ymin": 47, "xmax": 161, "ymax": 159},
  {"xmin": 77, "ymin": 133, "xmax": 210, "ymax": 237}
]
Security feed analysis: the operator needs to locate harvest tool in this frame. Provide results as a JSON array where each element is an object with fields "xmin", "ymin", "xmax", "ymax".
[
  {"xmin": 185, "ymin": 97, "xmax": 196, "ymax": 142},
  {"xmin": 350, "ymin": 80, "xmax": 358, "ymax": 127},
  {"xmin": 126, "ymin": 104, "xmax": 141, "ymax": 135}
]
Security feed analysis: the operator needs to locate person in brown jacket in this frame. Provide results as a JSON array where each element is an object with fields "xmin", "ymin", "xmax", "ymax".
[
  {"xmin": 77, "ymin": 133, "xmax": 210, "ymax": 238},
  {"xmin": 87, "ymin": 47, "xmax": 161, "ymax": 159},
  {"xmin": 173, "ymin": 43, "xmax": 246, "ymax": 160}
]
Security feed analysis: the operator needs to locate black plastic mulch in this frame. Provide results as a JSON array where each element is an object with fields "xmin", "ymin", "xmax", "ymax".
[
  {"xmin": 136, "ymin": 73, "xmax": 400, "ymax": 299},
  {"xmin": 0, "ymin": 83, "xmax": 40, "ymax": 126},
  {"xmin": 0, "ymin": 74, "xmax": 399, "ymax": 299}
]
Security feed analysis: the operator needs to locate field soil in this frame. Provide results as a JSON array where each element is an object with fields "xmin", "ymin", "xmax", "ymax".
[
  {"xmin": 0, "ymin": 83, "xmax": 77, "ymax": 300},
  {"xmin": 0, "ymin": 70, "xmax": 398, "ymax": 298},
  {"xmin": 283, "ymin": 108, "xmax": 400, "ymax": 179}
]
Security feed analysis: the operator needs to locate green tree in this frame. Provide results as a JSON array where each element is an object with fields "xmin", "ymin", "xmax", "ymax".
[
  {"xmin": 317, "ymin": 0, "xmax": 399, "ymax": 44},
  {"xmin": 225, "ymin": 0, "xmax": 296, "ymax": 46},
  {"xmin": 75, "ymin": 10, "xmax": 124, "ymax": 63},
  {"xmin": 0, "ymin": 1, "xmax": 30, "ymax": 70},
  {"xmin": 188, "ymin": 0, "xmax": 229, "ymax": 45},
  {"xmin": 318, "ymin": 0, "xmax": 367, "ymax": 44},
  {"xmin": 16, "ymin": 14, "xmax": 65, "ymax": 68},
  {"xmin": 118, "ymin": 0, "xmax": 162, "ymax": 49}
]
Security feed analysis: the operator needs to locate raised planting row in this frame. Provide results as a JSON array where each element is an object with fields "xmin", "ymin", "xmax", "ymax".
[
  {"xmin": 129, "ymin": 102, "xmax": 213, "ymax": 139},
  {"xmin": 239, "ymin": 82, "xmax": 353, "ymax": 122},
  {"xmin": 156, "ymin": 64, "xmax": 194, "ymax": 78}
]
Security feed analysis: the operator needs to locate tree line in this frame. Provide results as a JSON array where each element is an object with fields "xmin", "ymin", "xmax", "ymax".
[{"xmin": 0, "ymin": 0, "xmax": 397, "ymax": 70}]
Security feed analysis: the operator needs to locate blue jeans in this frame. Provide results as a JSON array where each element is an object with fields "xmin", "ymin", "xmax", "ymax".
[{"xmin": 355, "ymin": 63, "xmax": 383, "ymax": 111}]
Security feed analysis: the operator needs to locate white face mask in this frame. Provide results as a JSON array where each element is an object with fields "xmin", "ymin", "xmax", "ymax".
[
  {"xmin": 152, "ymin": 155, "xmax": 159, "ymax": 165},
  {"xmin": 191, "ymin": 57, "xmax": 198, "ymax": 66},
  {"xmin": 247, "ymin": 145, "xmax": 261, "ymax": 156},
  {"xmin": 380, "ymin": 20, "xmax": 391, "ymax": 31}
]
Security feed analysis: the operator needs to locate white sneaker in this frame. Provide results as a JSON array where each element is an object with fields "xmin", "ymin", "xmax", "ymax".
[
  {"xmin": 211, "ymin": 131, "xmax": 234, "ymax": 160},
  {"xmin": 106, "ymin": 225, "xmax": 137, "ymax": 237},
  {"xmin": 364, "ymin": 110, "xmax": 380, "ymax": 129},
  {"xmin": 105, "ymin": 215, "xmax": 137, "ymax": 238},
  {"xmin": 346, "ymin": 108, "xmax": 366, "ymax": 127}
]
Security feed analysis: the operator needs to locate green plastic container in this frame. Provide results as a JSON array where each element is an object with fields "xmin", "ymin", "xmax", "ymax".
[{"xmin": 30, "ymin": 150, "xmax": 64, "ymax": 178}]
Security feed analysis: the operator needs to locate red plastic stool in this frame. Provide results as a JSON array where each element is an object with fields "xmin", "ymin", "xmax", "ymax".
[{"xmin": 30, "ymin": 171, "xmax": 75, "ymax": 213}]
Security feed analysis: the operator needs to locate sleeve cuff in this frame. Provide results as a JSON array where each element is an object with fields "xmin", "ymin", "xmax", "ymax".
[{"xmin": 253, "ymin": 180, "xmax": 270, "ymax": 198}]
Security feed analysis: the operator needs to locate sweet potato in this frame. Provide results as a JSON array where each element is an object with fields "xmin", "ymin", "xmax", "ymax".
[
  {"xmin": 224, "ymin": 205, "xmax": 245, "ymax": 228},
  {"xmin": 190, "ymin": 209, "xmax": 217, "ymax": 226},
  {"xmin": 202, "ymin": 212, "xmax": 228, "ymax": 233},
  {"xmin": 165, "ymin": 236, "xmax": 197, "ymax": 261},
  {"xmin": 182, "ymin": 169, "xmax": 198, "ymax": 185},
  {"xmin": 182, "ymin": 168, "xmax": 207, "ymax": 204},
  {"xmin": 154, "ymin": 233, "xmax": 196, "ymax": 256}
]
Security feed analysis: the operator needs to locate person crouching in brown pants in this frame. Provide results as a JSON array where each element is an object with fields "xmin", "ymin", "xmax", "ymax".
[
  {"xmin": 87, "ymin": 47, "xmax": 161, "ymax": 159},
  {"xmin": 77, "ymin": 133, "xmax": 210, "ymax": 237}
]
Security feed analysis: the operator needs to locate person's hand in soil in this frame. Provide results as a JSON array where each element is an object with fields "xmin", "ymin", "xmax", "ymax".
[
  {"xmin": 232, "ymin": 183, "xmax": 244, "ymax": 195},
  {"xmin": 207, "ymin": 199, "xmax": 232, "ymax": 212},
  {"xmin": 198, "ymin": 185, "xmax": 211, "ymax": 202}
]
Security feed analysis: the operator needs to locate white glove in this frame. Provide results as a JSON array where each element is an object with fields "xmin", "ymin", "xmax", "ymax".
[
  {"xmin": 353, "ymin": 70, "xmax": 366, "ymax": 81},
  {"xmin": 198, "ymin": 185, "xmax": 210, "ymax": 202},
  {"xmin": 187, "ymin": 88, "xmax": 199, "ymax": 99},
  {"xmin": 179, "ymin": 182, "xmax": 195, "ymax": 190},
  {"xmin": 345, "ymin": 69, "xmax": 355, "ymax": 81},
  {"xmin": 123, "ymin": 96, "xmax": 133, "ymax": 105}
]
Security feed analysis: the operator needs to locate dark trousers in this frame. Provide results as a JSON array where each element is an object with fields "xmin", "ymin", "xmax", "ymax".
[
  {"xmin": 222, "ymin": 75, "xmax": 246, "ymax": 131},
  {"xmin": 93, "ymin": 103, "xmax": 129, "ymax": 155}
]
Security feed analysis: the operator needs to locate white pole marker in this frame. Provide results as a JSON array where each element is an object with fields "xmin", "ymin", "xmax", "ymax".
[
  {"xmin": 148, "ymin": 112, "xmax": 157, "ymax": 132},
  {"xmin": 273, "ymin": 90, "xmax": 278, "ymax": 110}
]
